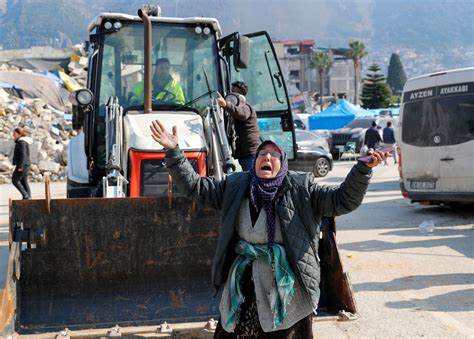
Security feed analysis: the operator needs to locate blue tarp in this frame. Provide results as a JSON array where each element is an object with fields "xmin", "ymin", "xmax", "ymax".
[{"xmin": 308, "ymin": 99, "xmax": 371, "ymax": 130}]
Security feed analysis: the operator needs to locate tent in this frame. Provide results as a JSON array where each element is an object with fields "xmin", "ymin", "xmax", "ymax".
[{"xmin": 308, "ymin": 99, "xmax": 371, "ymax": 130}]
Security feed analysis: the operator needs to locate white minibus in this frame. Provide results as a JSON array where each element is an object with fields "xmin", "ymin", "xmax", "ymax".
[{"xmin": 398, "ymin": 67, "xmax": 474, "ymax": 204}]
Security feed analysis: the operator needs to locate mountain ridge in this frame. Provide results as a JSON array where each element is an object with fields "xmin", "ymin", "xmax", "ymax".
[{"xmin": 0, "ymin": 0, "xmax": 472, "ymax": 77}]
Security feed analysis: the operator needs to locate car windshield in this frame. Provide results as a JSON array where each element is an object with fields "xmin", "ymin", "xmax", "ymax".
[
  {"xmin": 97, "ymin": 21, "xmax": 220, "ymax": 116},
  {"xmin": 294, "ymin": 119, "xmax": 305, "ymax": 129},
  {"xmin": 346, "ymin": 119, "xmax": 373, "ymax": 128},
  {"xmin": 296, "ymin": 130, "xmax": 315, "ymax": 142}
]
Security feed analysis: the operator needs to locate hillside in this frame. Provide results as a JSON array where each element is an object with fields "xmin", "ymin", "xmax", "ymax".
[{"xmin": 0, "ymin": 0, "xmax": 472, "ymax": 77}]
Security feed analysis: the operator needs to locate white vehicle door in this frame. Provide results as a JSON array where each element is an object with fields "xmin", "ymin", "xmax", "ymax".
[
  {"xmin": 435, "ymin": 81, "xmax": 474, "ymax": 192},
  {"xmin": 400, "ymin": 84, "xmax": 441, "ymax": 193}
]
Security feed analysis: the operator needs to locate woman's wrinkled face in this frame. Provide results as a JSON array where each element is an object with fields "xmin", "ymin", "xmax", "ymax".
[{"xmin": 255, "ymin": 144, "xmax": 282, "ymax": 179}]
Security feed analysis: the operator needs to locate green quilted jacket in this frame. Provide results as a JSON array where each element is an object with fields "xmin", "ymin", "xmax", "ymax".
[{"xmin": 165, "ymin": 146, "xmax": 372, "ymax": 309}]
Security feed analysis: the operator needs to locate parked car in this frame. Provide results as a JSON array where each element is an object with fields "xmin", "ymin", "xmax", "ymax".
[
  {"xmin": 295, "ymin": 129, "xmax": 329, "ymax": 151},
  {"xmin": 328, "ymin": 116, "xmax": 398, "ymax": 159},
  {"xmin": 289, "ymin": 130, "xmax": 333, "ymax": 177},
  {"xmin": 292, "ymin": 114, "xmax": 306, "ymax": 130},
  {"xmin": 368, "ymin": 107, "xmax": 400, "ymax": 118}
]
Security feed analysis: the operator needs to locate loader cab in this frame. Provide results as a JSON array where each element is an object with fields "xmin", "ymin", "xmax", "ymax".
[
  {"xmin": 82, "ymin": 15, "xmax": 223, "ymax": 181},
  {"xmin": 92, "ymin": 19, "xmax": 222, "ymax": 114},
  {"xmin": 70, "ymin": 12, "xmax": 295, "ymax": 197}
]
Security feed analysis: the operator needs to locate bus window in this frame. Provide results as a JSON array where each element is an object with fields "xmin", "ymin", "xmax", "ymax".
[{"xmin": 402, "ymin": 94, "xmax": 474, "ymax": 147}]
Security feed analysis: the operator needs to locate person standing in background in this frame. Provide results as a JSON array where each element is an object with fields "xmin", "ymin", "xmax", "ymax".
[
  {"xmin": 12, "ymin": 127, "xmax": 32, "ymax": 199},
  {"xmin": 217, "ymin": 81, "xmax": 260, "ymax": 171},
  {"xmin": 364, "ymin": 121, "xmax": 382, "ymax": 150},
  {"xmin": 382, "ymin": 121, "xmax": 397, "ymax": 165}
]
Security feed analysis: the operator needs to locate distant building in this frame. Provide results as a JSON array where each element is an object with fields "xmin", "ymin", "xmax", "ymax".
[
  {"xmin": 273, "ymin": 41, "xmax": 362, "ymax": 105},
  {"xmin": 311, "ymin": 48, "xmax": 361, "ymax": 104},
  {"xmin": 273, "ymin": 40, "xmax": 315, "ymax": 93}
]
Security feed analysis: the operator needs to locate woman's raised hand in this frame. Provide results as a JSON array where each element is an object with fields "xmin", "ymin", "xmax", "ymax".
[{"xmin": 150, "ymin": 119, "xmax": 178, "ymax": 149}]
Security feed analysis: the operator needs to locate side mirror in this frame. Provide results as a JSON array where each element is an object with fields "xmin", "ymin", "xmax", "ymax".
[
  {"xmin": 219, "ymin": 32, "xmax": 250, "ymax": 69},
  {"xmin": 234, "ymin": 35, "xmax": 249, "ymax": 69}
]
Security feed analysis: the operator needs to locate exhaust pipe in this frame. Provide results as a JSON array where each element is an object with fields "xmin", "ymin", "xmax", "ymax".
[{"xmin": 138, "ymin": 9, "xmax": 152, "ymax": 113}]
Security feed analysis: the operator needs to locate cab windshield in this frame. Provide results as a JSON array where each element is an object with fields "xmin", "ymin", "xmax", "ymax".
[
  {"xmin": 347, "ymin": 119, "xmax": 373, "ymax": 128},
  {"xmin": 97, "ymin": 21, "xmax": 220, "ymax": 116}
]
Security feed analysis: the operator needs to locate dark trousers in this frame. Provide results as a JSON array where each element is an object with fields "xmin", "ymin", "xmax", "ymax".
[
  {"xmin": 214, "ymin": 314, "xmax": 313, "ymax": 339},
  {"xmin": 12, "ymin": 166, "xmax": 31, "ymax": 199},
  {"xmin": 238, "ymin": 155, "xmax": 255, "ymax": 172}
]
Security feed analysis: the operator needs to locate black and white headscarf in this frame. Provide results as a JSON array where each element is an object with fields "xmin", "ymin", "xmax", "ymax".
[{"xmin": 249, "ymin": 140, "xmax": 288, "ymax": 246}]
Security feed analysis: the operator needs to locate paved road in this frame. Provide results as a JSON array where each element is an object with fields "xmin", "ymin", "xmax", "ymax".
[
  {"xmin": 314, "ymin": 162, "xmax": 474, "ymax": 338},
  {"xmin": 1, "ymin": 162, "xmax": 473, "ymax": 337}
]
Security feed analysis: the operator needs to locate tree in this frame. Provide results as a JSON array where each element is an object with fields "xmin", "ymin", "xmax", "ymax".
[
  {"xmin": 386, "ymin": 53, "xmax": 407, "ymax": 94},
  {"xmin": 310, "ymin": 51, "xmax": 332, "ymax": 109},
  {"xmin": 360, "ymin": 64, "xmax": 391, "ymax": 109},
  {"xmin": 345, "ymin": 40, "xmax": 367, "ymax": 105}
]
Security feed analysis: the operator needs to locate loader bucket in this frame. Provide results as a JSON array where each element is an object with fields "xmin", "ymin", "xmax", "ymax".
[
  {"xmin": 2, "ymin": 200, "xmax": 357, "ymax": 336},
  {"xmin": 5, "ymin": 197, "xmax": 221, "ymax": 334}
]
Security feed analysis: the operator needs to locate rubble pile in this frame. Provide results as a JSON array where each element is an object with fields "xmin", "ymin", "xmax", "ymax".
[
  {"xmin": 0, "ymin": 96, "xmax": 75, "ymax": 184},
  {"xmin": 0, "ymin": 45, "xmax": 88, "ymax": 185},
  {"xmin": 67, "ymin": 48, "xmax": 88, "ymax": 84}
]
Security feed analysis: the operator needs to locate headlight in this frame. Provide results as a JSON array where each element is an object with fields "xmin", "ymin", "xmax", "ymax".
[
  {"xmin": 351, "ymin": 133, "xmax": 360, "ymax": 138},
  {"xmin": 104, "ymin": 21, "xmax": 113, "ymax": 30},
  {"xmin": 69, "ymin": 89, "xmax": 94, "ymax": 106}
]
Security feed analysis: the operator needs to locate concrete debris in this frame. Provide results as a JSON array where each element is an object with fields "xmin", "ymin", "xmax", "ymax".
[
  {"xmin": 68, "ymin": 61, "xmax": 84, "ymax": 76},
  {"xmin": 0, "ymin": 138, "xmax": 14, "ymax": 154},
  {"xmin": 38, "ymin": 160, "xmax": 61, "ymax": 174},
  {"xmin": 0, "ymin": 156, "xmax": 14, "ymax": 172},
  {"xmin": 78, "ymin": 56, "xmax": 88, "ymax": 68},
  {"xmin": 0, "ymin": 48, "xmax": 88, "ymax": 183}
]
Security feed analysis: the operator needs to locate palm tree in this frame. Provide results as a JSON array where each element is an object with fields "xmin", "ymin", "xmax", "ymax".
[
  {"xmin": 345, "ymin": 40, "xmax": 367, "ymax": 104},
  {"xmin": 310, "ymin": 51, "xmax": 332, "ymax": 110}
]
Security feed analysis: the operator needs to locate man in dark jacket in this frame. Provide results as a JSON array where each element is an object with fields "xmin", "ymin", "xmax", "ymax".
[
  {"xmin": 150, "ymin": 119, "xmax": 389, "ymax": 336},
  {"xmin": 382, "ymin": 121, "xmax": 397, "ymax": 165},
  {"xmin": 364, "ymin": 121, "xmax": 382, "ymax": 149},
  {"xmin": 217, "ymin": 81, "xmax": 260, "ymax": 171},
  {"xmin": 12, "ymin": 127, "xmax": 32, "ymax": 199}
]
